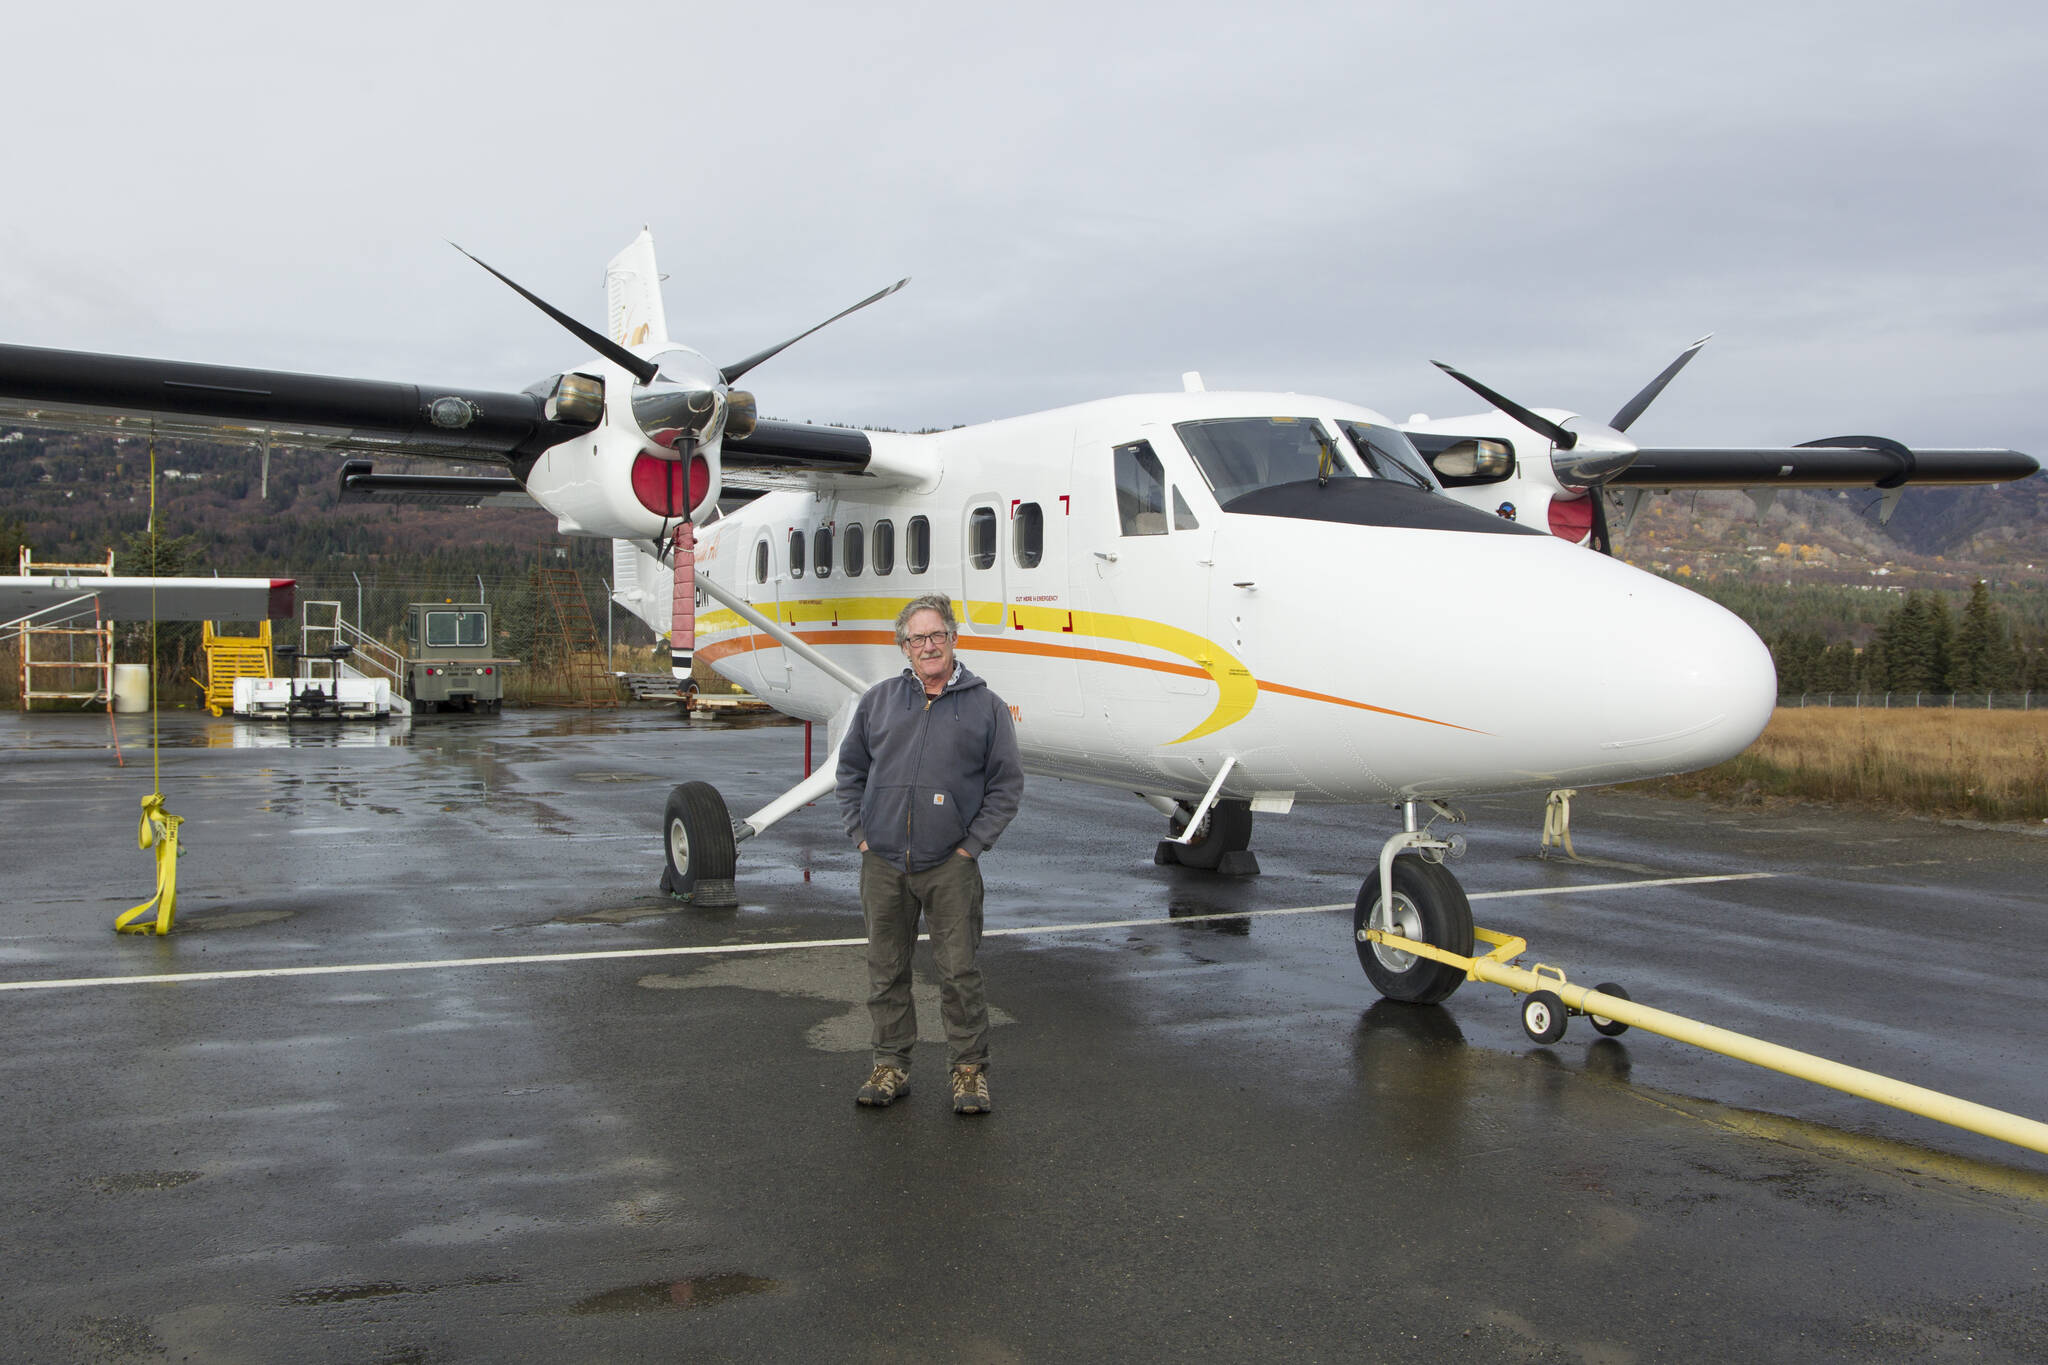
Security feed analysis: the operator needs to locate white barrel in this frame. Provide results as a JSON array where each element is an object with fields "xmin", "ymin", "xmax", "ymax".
[{"xmin": 112, "ymin": 663, "xmax": 151, "ymax": 713}]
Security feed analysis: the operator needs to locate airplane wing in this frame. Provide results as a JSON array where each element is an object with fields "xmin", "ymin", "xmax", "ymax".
[
  {"xmin": 1608, "ymin": 441, "xmax": 2037, "ymax": 490},
  {"xmin": 0, "ymin": 341, "xmax": 592, "ymax": 466},
  {"xmin": 1, "ymin": 342, "xmax": 915, "ymax": 492},
  {"xmin": 2, "ymin": 575, "xmax": 293, "ymax": 626}
]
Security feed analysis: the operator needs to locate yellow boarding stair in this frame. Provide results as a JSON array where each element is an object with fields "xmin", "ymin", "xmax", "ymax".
[{"xmin": 201, "ymin": 620, "xmax": 274, "ymax": 716}]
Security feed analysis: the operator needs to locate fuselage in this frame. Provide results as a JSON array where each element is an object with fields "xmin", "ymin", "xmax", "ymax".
[{"xmin": 691, "ymin": 391, "xmax": 1778, "ymax": 806}]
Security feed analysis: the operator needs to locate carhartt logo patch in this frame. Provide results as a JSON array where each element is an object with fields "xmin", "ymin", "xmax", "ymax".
[{"xmin": 933, "ymin": 793, "xmax": 946, "ymax": 805}]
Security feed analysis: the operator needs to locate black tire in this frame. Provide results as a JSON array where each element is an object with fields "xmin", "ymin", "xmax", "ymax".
[
  {"xmin": 1166, "ymin": 799, "xmax": 1254, "ymax": 871},
  {"xmin": 1587, "ymin": 982, "xmax": 1631, "ymax": 1036},
  {"xmin": 661, "ymin": 781, "xmax": 738, "ymax": 905},
  {"xmin": 1353, "ymin": 855, "xmax": 1473, "ymax": 1003},
  {"xmin": 1522, "ymin": 989, "xmax": 1569, "ymax": 1044}
]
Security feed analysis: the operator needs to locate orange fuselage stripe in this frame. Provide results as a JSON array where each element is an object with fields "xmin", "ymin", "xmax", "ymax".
[{"xmin": 697, "ymin": 626, "xmax": 1478, "ymax": 732}]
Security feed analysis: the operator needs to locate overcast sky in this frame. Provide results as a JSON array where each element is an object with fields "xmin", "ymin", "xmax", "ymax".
[{"xmin": 2, "ymin": 1, "xmax": 2041, "ymax": 458}]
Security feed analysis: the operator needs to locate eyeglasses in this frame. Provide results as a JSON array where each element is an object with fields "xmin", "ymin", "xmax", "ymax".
[{"xmin": 901, "ymin": 630, "xmax": 954, "ymax": 649}]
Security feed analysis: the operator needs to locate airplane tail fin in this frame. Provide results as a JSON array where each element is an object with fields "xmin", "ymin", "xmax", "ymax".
[{"xmin": 605, "ymin": 228, "xmax": 669, "ymax": 349}]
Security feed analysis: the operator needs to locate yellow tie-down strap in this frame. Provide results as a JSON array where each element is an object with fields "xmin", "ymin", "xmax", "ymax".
[{"xmin": 115, "ymin": 793, "xmax": 184, "ymax": 936}]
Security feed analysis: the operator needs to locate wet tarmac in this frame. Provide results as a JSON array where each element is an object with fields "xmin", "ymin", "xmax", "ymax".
[{"xmin": 2, "ymin": 707, "xmax": 2045, "ymax": 1363}]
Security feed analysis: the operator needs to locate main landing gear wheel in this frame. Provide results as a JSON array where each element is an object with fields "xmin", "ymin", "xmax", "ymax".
[
  {"xmin": 1587, "ymin": 982, "xmax": 1631, "ymax": 1036},
  {"xmin": 662, "ymin": 781, "xmax": 738, "ymax": 907},
  {"xmin": 1521, "ymin": 989, "xmax": 1568, "ymax": 1044},
  {"xmin": 1353, "ymin": 854, "xmax": 1473, "ymax": 1004},
  {"xmin": 1156, "ymin": 799, "xmax": 1258, "ymax": 875}
]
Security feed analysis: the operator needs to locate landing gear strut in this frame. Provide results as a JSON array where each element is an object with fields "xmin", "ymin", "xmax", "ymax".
[{"xmin": 1352, "ymin": 800, "xmax": 1473, "ymax": 1003}]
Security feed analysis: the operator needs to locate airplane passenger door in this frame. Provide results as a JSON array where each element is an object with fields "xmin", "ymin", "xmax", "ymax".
[
  {"xmin": 749, "ymin": 527, "xmax": 792, "ymax": 694},
  {"xmin": 960, "ymin": 496, "xmax": 1006, "ymax": 637},
  {"xmin": 1074, "ymin": 428, "xmax": 1214, "ymax": 701}
]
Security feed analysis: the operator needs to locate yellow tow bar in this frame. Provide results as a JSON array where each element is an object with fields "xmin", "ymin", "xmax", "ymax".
[{"xmin": 1364, "ymin": 924, "xmax": 2048, "ymax": 1158}]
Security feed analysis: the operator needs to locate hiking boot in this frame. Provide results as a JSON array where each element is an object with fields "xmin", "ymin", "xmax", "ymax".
[
  {"xmin": 950, "ymin": 1064, "xmax": 992, "ymax": 1115},
  {"xmin": 856, "ymin": 1065, "xmax": 910, "ymax": 1107}
]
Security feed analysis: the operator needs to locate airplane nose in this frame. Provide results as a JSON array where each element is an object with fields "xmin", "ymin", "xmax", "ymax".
[{"xmin": 1592, "ymin": 573, "xmax": 1777, "ymax": 777}]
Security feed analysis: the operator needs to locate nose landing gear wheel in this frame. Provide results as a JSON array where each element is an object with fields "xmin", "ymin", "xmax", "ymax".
[
  {"xmin": 1521, "ymin": 989, "xmax": 1568, "ymax": 1044},
  {"xmin": 1586, "ymin": 982, "xmax": 1632, "ymax": 1036},
  {"xmin": 662, "ymin": 781, "xmax": 739, "ymax": 907},
  {"xmin": 1353, "ymin": 855, "xmax": 1474, "ymax": 1004}
]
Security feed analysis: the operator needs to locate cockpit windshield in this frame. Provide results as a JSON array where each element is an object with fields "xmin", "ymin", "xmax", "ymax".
[
  {"xmin": 1174, "ymin": 417, "xmax": 1355, "ymax": 505},
  {"xmin": 1337, "ymin": 421, "xmax": 1439, "ymax": 491}
]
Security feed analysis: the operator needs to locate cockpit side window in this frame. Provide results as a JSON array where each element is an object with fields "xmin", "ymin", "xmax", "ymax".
[
  {"xmin": 1113, "ymin": 440, "xmax": 1169, "ymax": 536},
  {"xmin": 1174, "ymin": 417, "xmax": 1356, "ymax": 504},
  {"xmin": 1338, "ymin": 420, "xmax": 1440, "ymax": 491}
]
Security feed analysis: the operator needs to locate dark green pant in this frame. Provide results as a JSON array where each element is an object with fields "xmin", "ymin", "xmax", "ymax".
[{"xmin": 860, "ymin": 851, "xmax": 988, "ymax": 1070}]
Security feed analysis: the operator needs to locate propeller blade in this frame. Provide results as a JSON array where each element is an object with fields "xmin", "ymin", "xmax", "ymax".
[
  {"xmin": 720, "ymin": 278, "xmax": 909, "ymax": 386},
  {"xmin": 1609, "ymin": 334, "xmax": 1711, "ymax": 432},
  {"xmin": 452, "ymin": 243, "xmax": 660, "ymax": 386},
  {"xmin": 1431, "ymin": 360, "xmax": 1576, "ymax": 450}
]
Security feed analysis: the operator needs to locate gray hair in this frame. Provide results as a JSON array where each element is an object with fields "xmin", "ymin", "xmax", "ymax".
[{"xmin": 895, "ymin": 594, "xmax": 958, "ymax": 645}]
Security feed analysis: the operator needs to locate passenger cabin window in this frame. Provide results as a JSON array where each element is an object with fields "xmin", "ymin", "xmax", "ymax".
[
  {"xmin": 968, "ymin": 506, "xmax": 997, "ymax": 569},
  {"xmin": 907, "ymin": 516, "xmax": 931, "ymax": 574},
  {"xmin": 873, "ymin": 519, "xmax": 896, "ymax": 575},
  {"xmin": 844, "ymin": 523, "xmax": 864, "ymax": 577},
  {"xmin": 788, "ymin": 529, "xmax": 805, "ymax": 579},
  {"xmin": 814, "ymin": 526, "xmax": 833, "ymax": 579},
  {"xmin": 1175, "ymin": 416, "xmax": 1356, "ymax": 505},
  {"xmin": 1013, "ymin": 502, "xmax": 1044, "ymax": 568},
  {"xmin": 1114, "ymin": 440, "xmax": 1169, "ymax": 536},
  {"xmin": 754, "ymin": 539, "xmax": 769, "ymax": 584}
]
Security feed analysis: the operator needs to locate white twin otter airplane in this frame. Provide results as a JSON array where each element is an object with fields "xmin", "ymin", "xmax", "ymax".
[{"xmin": 1, "ymin": 231, "xmax": 2032, "ymax": 1005}]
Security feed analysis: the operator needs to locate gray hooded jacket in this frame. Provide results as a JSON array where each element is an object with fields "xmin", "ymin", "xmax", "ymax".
[{"xmin": 836, "ymin": 663, "xmax": 1024, "ymax": 873}]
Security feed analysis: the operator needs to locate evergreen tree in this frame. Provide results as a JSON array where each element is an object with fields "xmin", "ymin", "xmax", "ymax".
[{"xmin": 1947, "ymin": 579, "xmax": 2015, "ymax": 691}]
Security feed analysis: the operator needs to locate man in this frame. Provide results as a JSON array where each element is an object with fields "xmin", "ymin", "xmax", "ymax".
[{"xmin": 836, "ymin": 593, "xmax": 1024, "ymax": 1115}]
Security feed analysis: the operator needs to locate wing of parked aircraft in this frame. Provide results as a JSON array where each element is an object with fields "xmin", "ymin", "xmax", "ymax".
[{"xmin": 1404, "ymin": 342, "xmax": 2035, "ymax": 547}]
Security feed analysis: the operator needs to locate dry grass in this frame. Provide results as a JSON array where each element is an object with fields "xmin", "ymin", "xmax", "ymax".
[{"xmin": 1628, "ymin": 707, "xmax": 2048, "ymax": 822}]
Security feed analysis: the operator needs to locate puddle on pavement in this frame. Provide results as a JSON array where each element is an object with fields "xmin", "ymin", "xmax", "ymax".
[
  {"xmin": 169, "ymin": 909, "xmax": 295, "ymax": 933},
  {"xmin": 287, "ymin": 1282, "xmax": 412, "ymax": 1305},
  {"xmin": 638, "ymin": 955, "xmax": 1016, "ymax": 1053},
  {"xmin": 573, "ymin": 770, "xmax": 663, "ymax": 783},
  {"xmin": 91, "ymin": 1170, "xmax": 202, "ymax": 1194},
  {"xmin": 566, "ymin": 1272, "xmax": 780, "ymax": 1315},
  {"xmin": 556, "ymin": 906, "xmax": 674, "ymax": 925},
  {"xmin": 285, "ymin": 1273, "xmax": 516, "ymax": 1306}
]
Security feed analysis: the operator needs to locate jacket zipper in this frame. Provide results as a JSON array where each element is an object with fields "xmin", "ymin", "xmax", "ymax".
[{"xmin": 907, "ymin": 684, "xmax": 938, "ymax": 845}]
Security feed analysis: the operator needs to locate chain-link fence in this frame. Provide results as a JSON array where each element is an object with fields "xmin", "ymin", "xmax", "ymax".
[{"xmin": 1779, "ymin": 693, "xmax": 2039, "ymax": 709}]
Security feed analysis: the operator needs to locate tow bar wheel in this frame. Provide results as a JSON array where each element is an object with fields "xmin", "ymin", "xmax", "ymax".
[
  {"xmin": 1586, "ymin": 982, "xmax": 1632, "ymax": 1036},
  {"xmin": 1522, "ymin": 989, "xmax": 1569, "ymax": 1044},
  {"xmin": 1353, "ymin": 854, "xmax": 1474, "ymax": 1004}
]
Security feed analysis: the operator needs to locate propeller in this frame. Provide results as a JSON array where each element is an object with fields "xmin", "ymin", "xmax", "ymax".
[
  {"xmin": 456, "ymin": 243, "xmax": 907, "ymax": 461},
  {"xmin": 1609, "ymin": 334, "xmax": 1710, "ymax": 432},
  {"xmin": 719, "ymin": 278, "xmax": 909, "ymax": 386},
  {"xmin": 1431, "ymin": 360, "xmax": 1579, "ymax": 450},
  {"xmin": 453, "ymin": 244, "xmax": 660, "ymax": 385}
]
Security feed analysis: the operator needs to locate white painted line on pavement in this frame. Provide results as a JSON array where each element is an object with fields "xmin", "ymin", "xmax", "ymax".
[{"xmin": 0, "ymin": 872, "xmax": 1774, "ymax": 993}]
